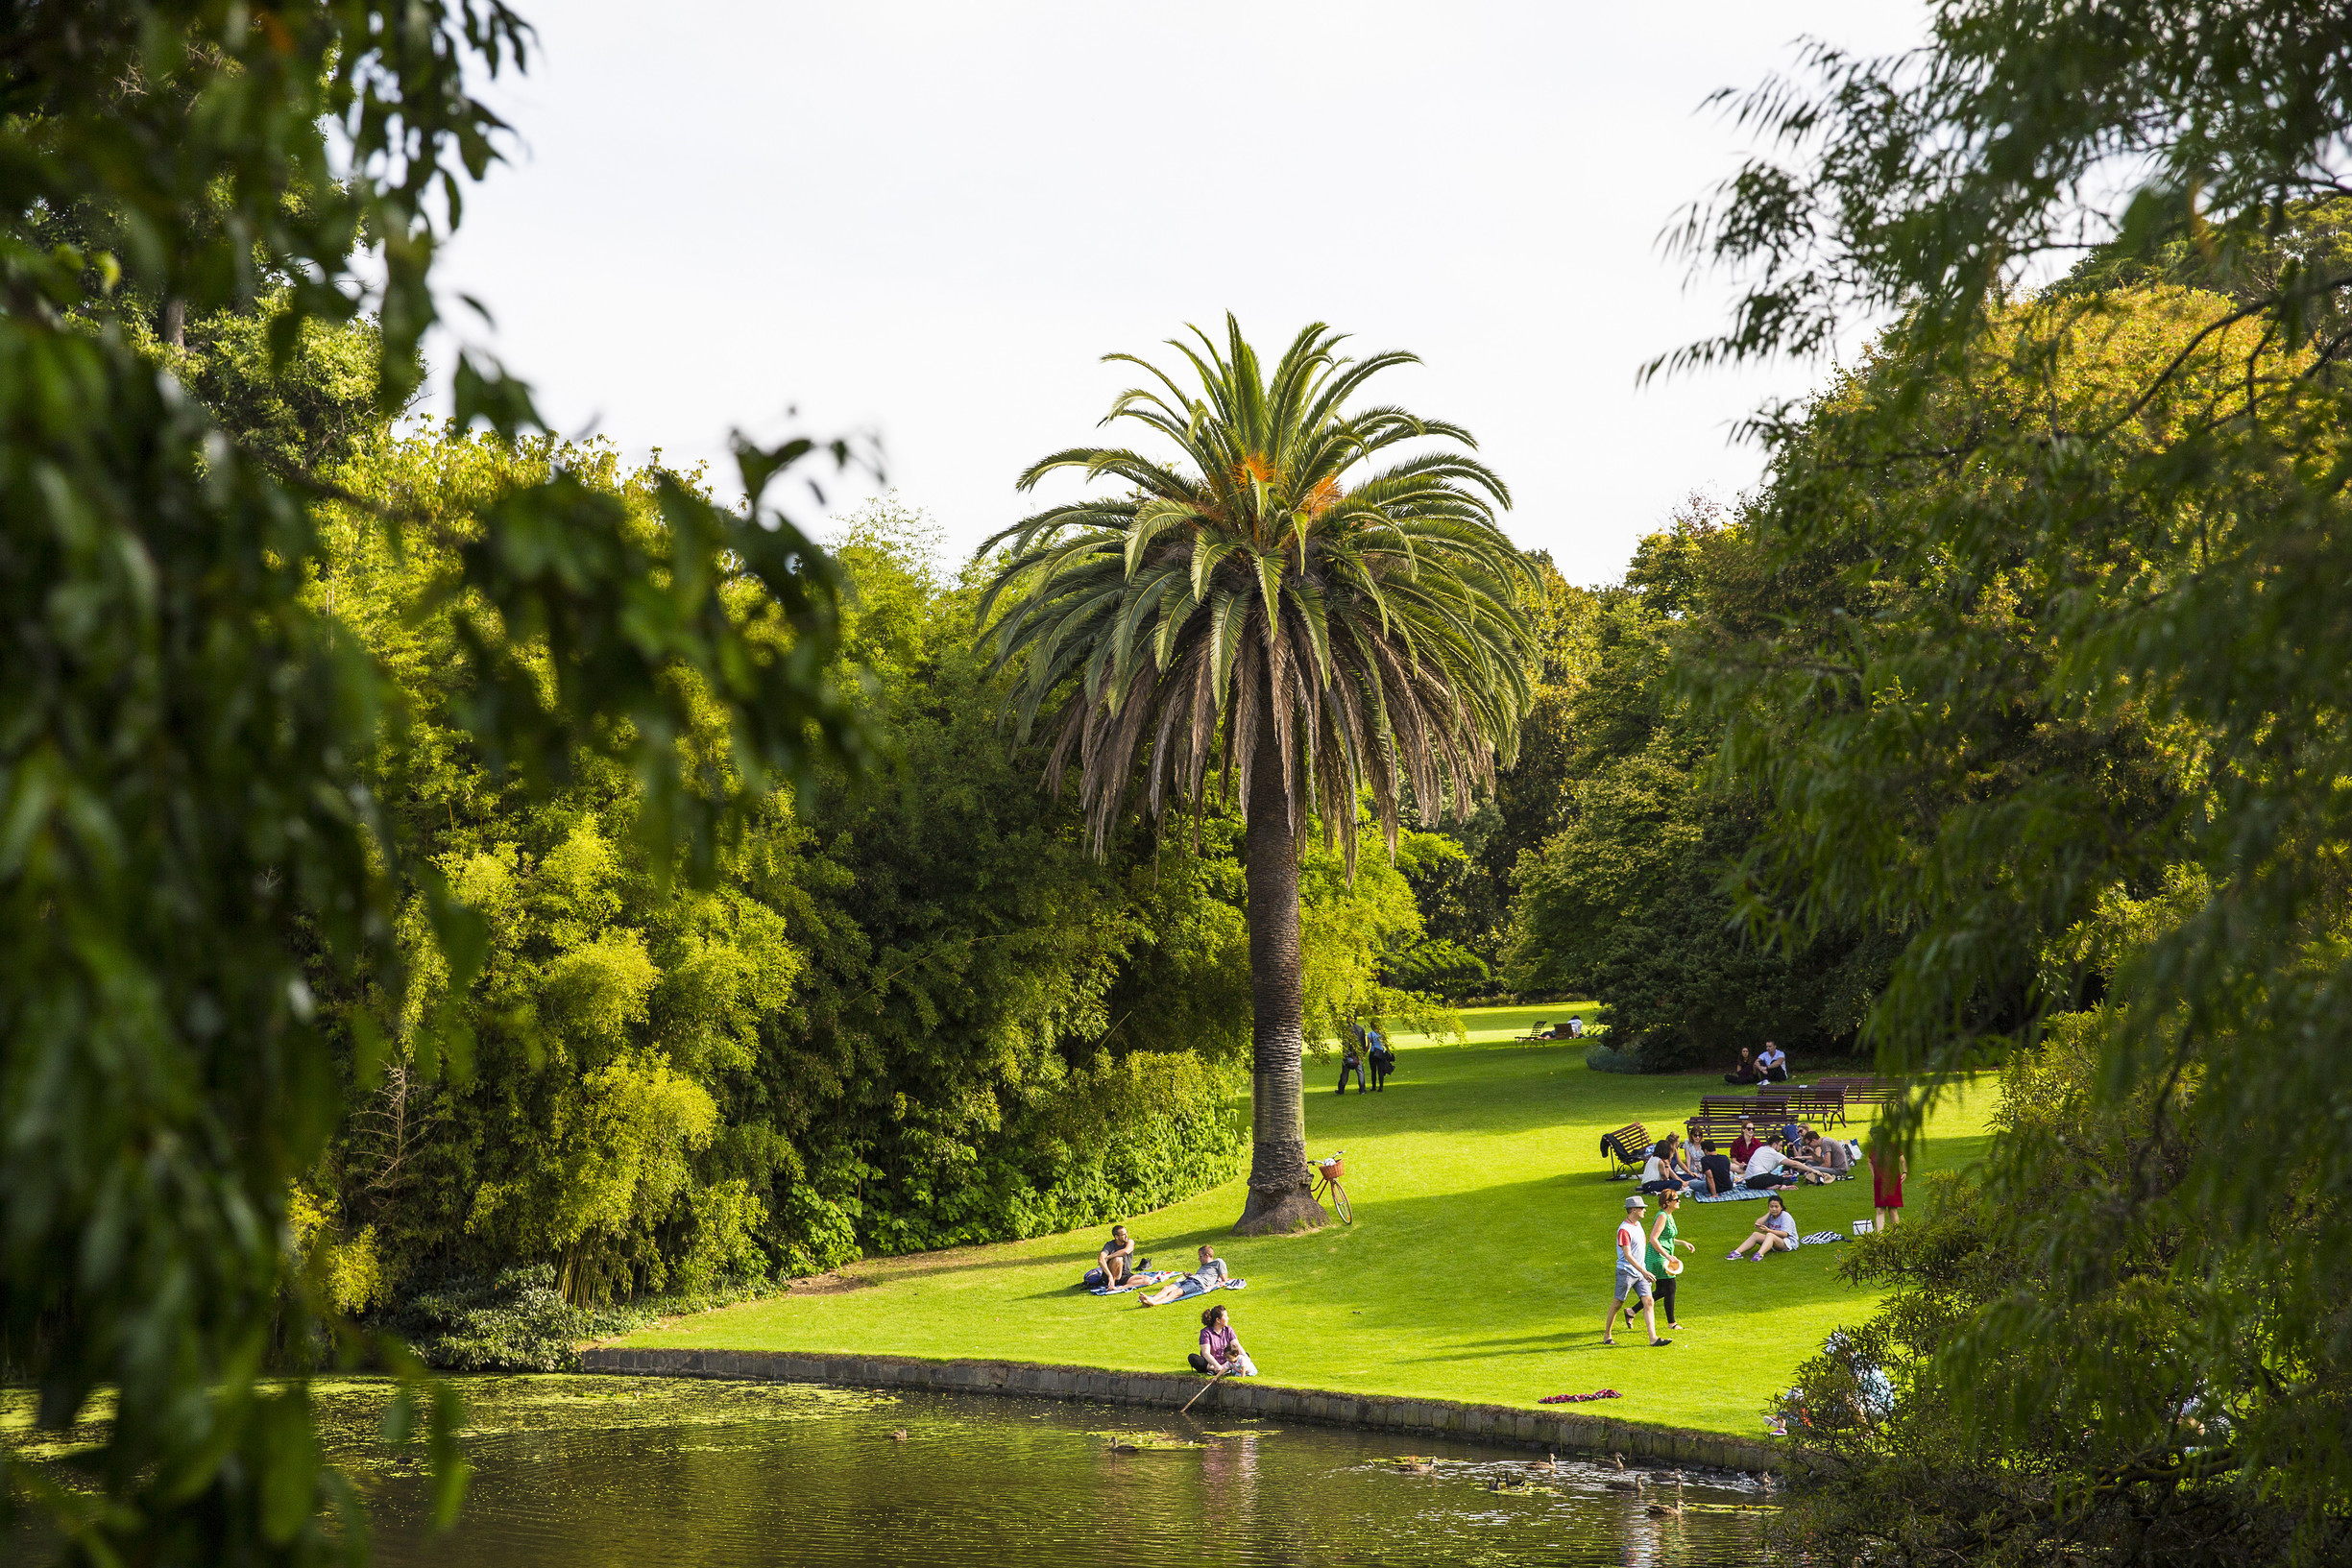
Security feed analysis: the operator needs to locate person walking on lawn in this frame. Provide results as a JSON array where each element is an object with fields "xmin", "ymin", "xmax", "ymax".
[
  {"xmin": 1602, "ymin": 1194, "xmax": 1670, "ymax": 1347},
  {"xmin": 1623, "ymin": 1188, "xmax": 1695, "ymax": 1332},
  {"xmin": 1338, "ymin": 1032, "xmax": 1367, "ymax": 1095}
]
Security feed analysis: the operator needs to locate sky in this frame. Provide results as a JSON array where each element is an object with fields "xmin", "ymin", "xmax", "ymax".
[{"xmin": 431, "ymin": 2, "xmax": 1934, "ymax": 587}]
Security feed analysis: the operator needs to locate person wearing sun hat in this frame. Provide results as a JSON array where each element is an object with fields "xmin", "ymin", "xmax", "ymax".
[{"xmin": 1601, "ymin": 1193, "xmax": 1670, "ymax": 1347}]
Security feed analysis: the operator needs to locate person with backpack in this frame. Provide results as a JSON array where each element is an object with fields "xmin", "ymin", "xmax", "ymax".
[
  {"xmin": 1337, "ymin": 1030, "xmax": 1367, "ymax": 1094},
  {"xmin": 1367, "ymin": 1025, "xmax": 1394, "ymax": 1092}
]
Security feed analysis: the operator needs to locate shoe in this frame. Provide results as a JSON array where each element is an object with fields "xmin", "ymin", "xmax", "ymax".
[
  {"xmin": 1650, "ymin": 1339, "xmax": 1672, "ymax": 1347},
  {"xmin": 1724, "ymin": 1252, "xmax": 1741, "ymax": 1262}
]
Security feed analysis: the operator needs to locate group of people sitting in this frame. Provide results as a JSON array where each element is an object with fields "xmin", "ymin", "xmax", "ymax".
[
  {"xmin": 1638, "ymin": 1117, "xmax": 1856, "ymax": 1197},
  {"xmin": 1083, "ymin": 1227, "xmax": 1247, "ymax": 1307},
  {"xmin": 1724, "ymin": 1041, "xmax": 1791, "ymax": 1084},
  {"xmin": 1081, "ymin": 1225, "xmax": 1257, "ymax": 1380}
]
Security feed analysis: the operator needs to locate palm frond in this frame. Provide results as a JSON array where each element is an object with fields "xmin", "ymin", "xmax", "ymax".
[{"xmin": 976, "ymin": 317, "xmax": 1539, "ymax": 868}]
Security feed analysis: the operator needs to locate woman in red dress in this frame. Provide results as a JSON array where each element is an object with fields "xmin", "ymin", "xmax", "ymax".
[{"xmin": 1869, "ymin": 1136, "xmax": 1906, "ymax": 1231}]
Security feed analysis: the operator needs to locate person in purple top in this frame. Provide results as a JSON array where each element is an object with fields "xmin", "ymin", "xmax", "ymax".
[{"xmin": 1188, "ymin": 1303, "xmax": 1256, "ymax": 1375}]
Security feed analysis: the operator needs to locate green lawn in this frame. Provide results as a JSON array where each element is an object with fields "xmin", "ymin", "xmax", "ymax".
[{"xmin": 617, "ymin": 1004, "xmax": 1994, "ymax": 1439}]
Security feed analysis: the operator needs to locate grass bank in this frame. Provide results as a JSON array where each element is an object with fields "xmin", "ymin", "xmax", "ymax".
[{"xmin": 611, "ymin": 1005, "xmax": 1993, "ymax": 1439}]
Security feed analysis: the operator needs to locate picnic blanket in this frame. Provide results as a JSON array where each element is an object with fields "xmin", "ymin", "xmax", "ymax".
[
  {"xmin": 1692, "ymin": 1185, "xmax": 1773, "ymax": 1203},
  {"xmin": 1086, "ymin": 1269, "xmax": 1176, "ymax": 1296},
  {"xmin": 1538, "ymin": 1388, "xmax": 1622, "ymax": 1404},
  {"xmin": 1800, "ymin": 1231, "xmax": 1845, "ymax": 1246}
]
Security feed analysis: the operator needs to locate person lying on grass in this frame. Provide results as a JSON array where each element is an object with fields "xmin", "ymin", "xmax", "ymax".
[
  {"xmin": 1138, "ymin": 1244, "xmax": 1230, "ymax": 1307},
  {"xmin": 1726, "ymin": 1195, "xmax": 1800, "ymax": 1260},
  {"xmin": 1602, "ymin": 1194, "xmax": 1670, "ymax": 1347},
  {"xmin": 1187, "ymin": 1303, "xmax": 1257, "ymax": 1376}
]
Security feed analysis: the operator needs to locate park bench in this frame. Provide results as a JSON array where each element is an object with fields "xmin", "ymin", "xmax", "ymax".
[
  {"xmin": 1700, "ymin": 1094, "xmax": 1774, "ymax": 1122},
  {"xmin": 1685, "ymin": 1112, "xmax": 1750, "ymax": 1146},
  {"xmin": 1765, "ymin": 1086, "xmax": 1851, "ymax": 1127},
  {"xmin": 1598, "ymin": 1122, "xmax": 1652, "ymax": 1181},
  {"xmin": 1817, "ymin": 1075, "xmax": 1900, "ymax": 1106}
]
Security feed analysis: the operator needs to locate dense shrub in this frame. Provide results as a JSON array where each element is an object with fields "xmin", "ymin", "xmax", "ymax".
[
  {"xmin": 857, "ymin": 1050, "xmax": 1245, "ymax": 1255},
  {"xmin": 380, "ymin": 1264, "xmax": 782, "ymax": 1372}
]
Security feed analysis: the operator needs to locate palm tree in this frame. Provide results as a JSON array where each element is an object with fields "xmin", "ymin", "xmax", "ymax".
[{"xmin": 977, "ymin": 318, "xmax": 1538, "ymax": 1233}]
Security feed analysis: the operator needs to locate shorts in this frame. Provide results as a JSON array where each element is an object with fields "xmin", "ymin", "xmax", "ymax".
[{"xmin": 1614, "ymin": 1264, "xmax": 1652, "ymax": 1303}]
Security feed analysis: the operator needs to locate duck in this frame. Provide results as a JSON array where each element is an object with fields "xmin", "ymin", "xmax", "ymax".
[
  {"xmin": 1644, "ymin": 1472, "xmax": 1686, "ymax": 1519},
  {"xmin": 1393, "ymin": 1460, "xmax": 1432, "ymax": 1475},
  {"xmin": 890, "ymin": 1430, "xmax": 909, "ymax": 1442},
  {"xmin": 1756, "ymin": 1469, "xmax": 1777, "ymax": 1495},
  {"xmin": 1541, "ymin": 1451, "xmax": 1559, "ymax": 1472},
  {"xmin": 1104, "ymin": 1437, "xmax": 1142, "ymax": 1455},
  {"xmin": 1602, "ymin": 1459, "xmax": 1643, "ymax": 1495}
]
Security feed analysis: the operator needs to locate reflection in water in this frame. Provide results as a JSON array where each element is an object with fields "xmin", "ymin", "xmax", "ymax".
[{"xmin": 10, "ymin": 1376, "xmax": 1775, "ymax": 1566}]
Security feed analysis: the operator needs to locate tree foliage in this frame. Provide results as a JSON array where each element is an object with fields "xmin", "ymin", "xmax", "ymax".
[
  {"xmin": 1674, "ymin": 1, "xmax": 2352, "ymax": 1550},
  {"xmin": 296, "ymin": 473, "xmax": 1255, "ymax": 1316},
  {"xmin": 1506, "ymin": 506, "xmax": 1906, "ymax": 1067},
  {"xmin": 2, "ymin": 5, "xmax": 865, "ymax": 1560}
]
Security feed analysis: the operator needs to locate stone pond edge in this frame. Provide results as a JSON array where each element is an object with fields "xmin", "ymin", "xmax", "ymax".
[{"xmin": 576, "ymin": 1346, "xmax": 1780, "ymax": 1474}]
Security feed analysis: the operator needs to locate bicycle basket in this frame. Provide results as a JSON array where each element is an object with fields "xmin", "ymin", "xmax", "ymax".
[{"xmin": 1318, "ymin": 1156, "xmax": 1347, "ymax": 1182}]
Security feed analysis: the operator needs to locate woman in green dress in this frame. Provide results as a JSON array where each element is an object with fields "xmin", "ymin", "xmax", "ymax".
[{"xmin": 1642, "ymin": 1189, "xmax": 1696, "ymax": 1331}]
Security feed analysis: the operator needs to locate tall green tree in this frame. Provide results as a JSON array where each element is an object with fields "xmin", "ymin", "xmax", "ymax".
[
  {"xmin": 1667, "ymin": 0, "xmax": 2352, "ymax": 1549},
  {"xmin": 2, "ymin": 6, "xmax": 864, "ymax": 1561},
  {"xmin": 978, "ymin": 319, "xmax": 1538, "ymax": 1233}
]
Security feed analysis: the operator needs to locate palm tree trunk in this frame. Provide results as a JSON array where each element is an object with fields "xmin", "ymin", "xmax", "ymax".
[{"xmin": 1234, "ymin": 730, "xmax": 1328, "ymax": 1235}]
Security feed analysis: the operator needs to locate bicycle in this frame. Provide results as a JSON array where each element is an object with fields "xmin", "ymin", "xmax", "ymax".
[{"xmin": 1313, "ymin": 1150, "xmax": 1353, "ymax": 1224}]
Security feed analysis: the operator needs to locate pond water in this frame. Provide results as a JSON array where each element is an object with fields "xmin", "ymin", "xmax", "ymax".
[{"xmin": 12, "ymin": 1375, "xmax": 1775, "ymax": 1565}]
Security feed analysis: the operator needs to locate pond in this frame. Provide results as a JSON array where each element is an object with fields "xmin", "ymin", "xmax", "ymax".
[{"xmin": 13, "ymin": 1375, "xmax": 1775, "ymax": 1565}]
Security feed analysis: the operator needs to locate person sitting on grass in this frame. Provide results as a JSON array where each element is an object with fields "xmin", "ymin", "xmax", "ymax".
[
  {"xmin": 1729, "ymin": 1118, "xmax": 1762, "ymax": 1170},
  {"xmin": 1803, "ymin": 1128, "xmax": 1854, "ymax": 1177},
  {"xmin": 1089, "ymin": 1224, "xmax": 1139, "ymax": 1289},
  {"xmin": 1745, "ymin": 1134, "xmax": 1834, "ymax": 1189},
  {"xmin": 1727, "ymin": 1194, "xmax": 1800, "ymax": 1260},
  {"xmin": 1724, "ymin": 1047, "xmax": 1763, "ymax": 1085},
  {"xmin": 1138, "ymin": 1244, "xmax": 1230, "ymax": 1307},
  {"xmin": 1601, "ymin": 1194, "xmax": 1671, "ymax": 1347},
  {"xmin": 1187, "ymin": 1303, "xmax": 1257, "ymax": 1377},
  {"xmin": 1695, "ymin": 1138, "xmax": 1734, "ymax": 1195},
  {"xmin": 1638, "ymin": 1138, "xmax": 1688, "ymax": 1194},
  {"xmin": 1757, "ymin": 1041, "xmax": 1790, "ymax": 1082}
]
